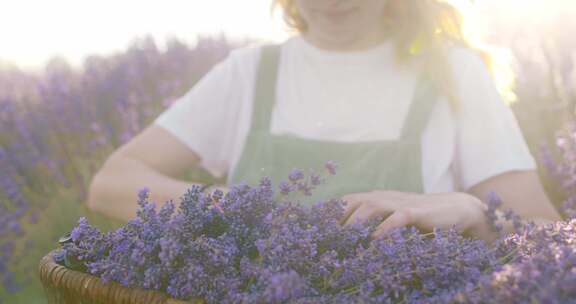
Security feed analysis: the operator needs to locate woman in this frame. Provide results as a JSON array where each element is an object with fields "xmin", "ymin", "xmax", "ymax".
[{"xmin": 87, "ymin": 0, "xmax": 562, "ymax": 243}]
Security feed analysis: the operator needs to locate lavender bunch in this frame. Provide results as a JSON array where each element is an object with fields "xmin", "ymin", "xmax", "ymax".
[
  {"xmin": 0, "ymin": 35, "xmax": 241, "ymax": 297},
  {"xmin": 61, "ymin": 160, "xmax": 576, "ymax": 303},
  {"xmin": 449, "ymin": 218, "xmax": 576, "ymax": 304}
]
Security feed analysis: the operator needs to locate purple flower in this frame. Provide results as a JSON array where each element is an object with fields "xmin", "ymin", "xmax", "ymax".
[
  {"xmin": 263, "ymin": 270, "xmax": 308, "ymax": 303},
  {"xmin": 137, "ymin": 186, "xmax": 150, "ymax": 204},
  {"xmin": 279, "ymin": 181, "xmax": 293, "ymax": 195},
  {"xmin": 325, "ymin": 161, "xmax": 337, "ymax": 175},
  {"xmin": 310, "ymin": 173, "xmax": 322, "ymax": 186},
  {"xmin": 289, "ymin": 169, "xmax": 305, "ymax": 183},
  {"xmin": 297, "ymin": 181, "xmax": 313, "ymax": 196}
]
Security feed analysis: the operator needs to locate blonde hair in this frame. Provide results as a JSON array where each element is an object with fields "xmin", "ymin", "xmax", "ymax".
[{"xmin": 271, "ymin": 0, "xmax": 503, "ymax": 109}]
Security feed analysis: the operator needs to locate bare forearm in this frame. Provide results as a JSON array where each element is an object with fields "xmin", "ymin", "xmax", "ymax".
[
  {"xmin": 469, "ymin": 207, "xmax": 559, "ymax": 244},
  {"xmin": 466, "ymin": 170, "xmax": 564, "ymax": 243},
  {"xmin": 87, "ymin": 156, "xmax": 202, "ymax": 222}
]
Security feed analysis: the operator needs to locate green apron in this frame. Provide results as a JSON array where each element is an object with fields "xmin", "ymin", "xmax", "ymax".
[{"xmin": 227, "ymin": 44, "xmax": 440, "ymax": 207}]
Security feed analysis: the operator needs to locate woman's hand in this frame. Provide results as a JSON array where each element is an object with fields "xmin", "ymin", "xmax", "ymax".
[{"xmin": 339, "ymin": 190, "xmax": 487, "ymax": 240}]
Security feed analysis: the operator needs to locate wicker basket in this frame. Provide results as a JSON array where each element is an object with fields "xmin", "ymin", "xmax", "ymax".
[{"xmin": 39, "ymin": 249, "xmax": 200, "ymax": 304}]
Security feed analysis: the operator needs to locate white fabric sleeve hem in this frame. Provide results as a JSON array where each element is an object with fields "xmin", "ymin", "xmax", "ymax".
[
  {"xmin": 457, "ymin": 153, "xmax": 537, "ymax": 192},
  {"xmin": 152, "ymin": 120, "xmax": 228, "ymax": 179},
  {"xmin": 152, "ymin": 50, "xmax": 245, "ymax": 179}
]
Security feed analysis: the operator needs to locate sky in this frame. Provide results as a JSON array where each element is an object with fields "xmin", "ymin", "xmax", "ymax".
[
  {"xmin": 0, "ymin": 0, "xmax": 289, "ymax": 71},
  {"xmin": 0, "ymin": 0, "xmax": 573, "ymax": 72}
]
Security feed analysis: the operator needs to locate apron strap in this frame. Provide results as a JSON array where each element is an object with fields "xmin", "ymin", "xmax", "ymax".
[{"xmin": 250, "ymin": 44, "xmax": 281, "ymax": 133}]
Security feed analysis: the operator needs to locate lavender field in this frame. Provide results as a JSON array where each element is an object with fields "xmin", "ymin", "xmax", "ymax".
[
  {"xmin": 0, "ymin": 34, "xmax": 249, "ymax": 303},
  {"xmin": 1, "ymin": 11, "xmax": 576, "ymax": 303}
]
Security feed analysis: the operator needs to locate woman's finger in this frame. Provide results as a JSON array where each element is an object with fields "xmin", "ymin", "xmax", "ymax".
[
  {"xmin": 343, "ymin": 203, "xmax": 382, "ymax": 226},
  {"xmin": 338, "ymin": 194, "xmax": 364, "ymax": 225},
  {"xmin": 371, "ymin": 209, "xmax": 413, "ymax": 239},
  {"xmin": 343, "ymin": 204, "xmax": 366, "ymax": 226}
]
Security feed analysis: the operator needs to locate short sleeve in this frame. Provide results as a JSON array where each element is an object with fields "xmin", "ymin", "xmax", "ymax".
[
  {"xmin": 153, "ymin": 50, "xmax": 242, "ymax": 179},
  {"xmin": 450, "ymin": 48, "xmax": 537, "ymax": 191}
]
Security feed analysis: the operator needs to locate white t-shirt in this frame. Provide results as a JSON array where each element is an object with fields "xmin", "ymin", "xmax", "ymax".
[{"xmin": 153, "ymin": 35, "xmax": 536, "ymax": 193}]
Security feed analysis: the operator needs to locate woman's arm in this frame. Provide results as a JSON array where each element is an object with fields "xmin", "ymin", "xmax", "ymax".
[
  {"xmin": 466, "ymin": 169, "xmax": 564, "ymax": 241},
  {"xmin": 87, "ymin": 125, "xmax": 217, "ymax": 222}
]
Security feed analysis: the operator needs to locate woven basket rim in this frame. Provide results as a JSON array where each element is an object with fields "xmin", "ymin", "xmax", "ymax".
[{"xmin": 38, "ymin": 249, "xmax": 195, "ymax": 304}]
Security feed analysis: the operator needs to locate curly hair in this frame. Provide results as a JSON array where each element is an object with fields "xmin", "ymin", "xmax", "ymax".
[{"xmin": 271, "ymin": 0, "xmax": 503, "ymax": 109}]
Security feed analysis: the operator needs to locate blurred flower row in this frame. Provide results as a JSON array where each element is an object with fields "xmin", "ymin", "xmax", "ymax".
[{"xmin": 0, "ymin": 34, "xmax": 245, "ymax": 297}]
